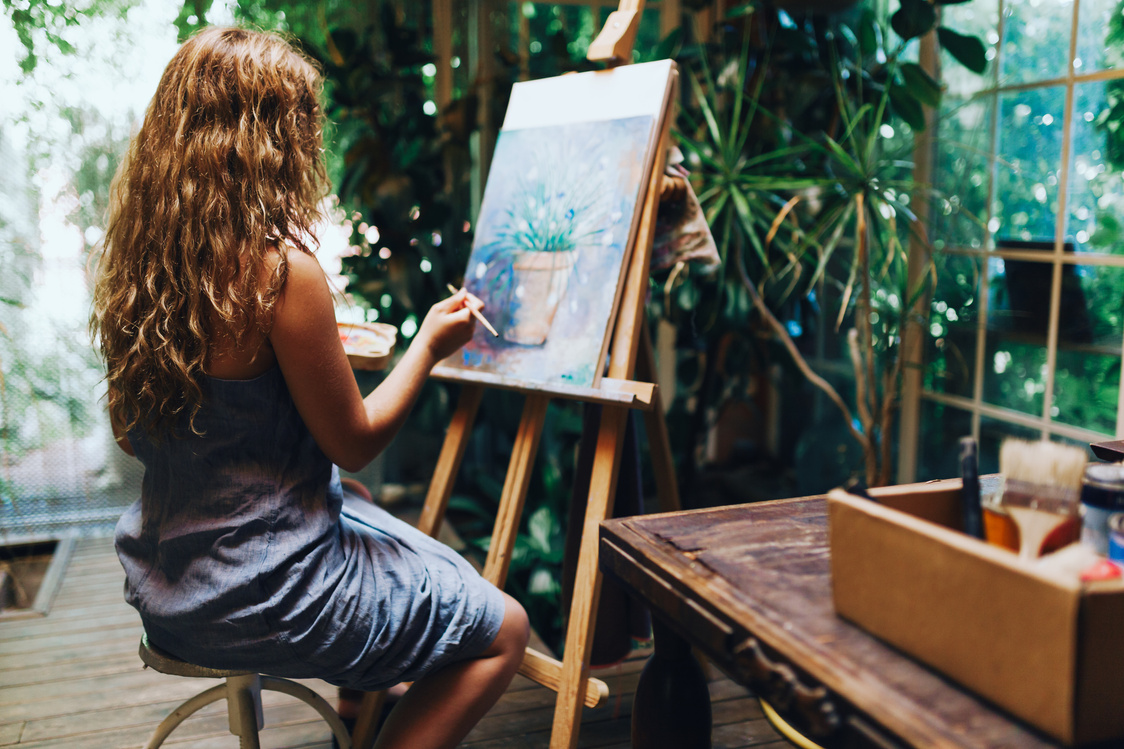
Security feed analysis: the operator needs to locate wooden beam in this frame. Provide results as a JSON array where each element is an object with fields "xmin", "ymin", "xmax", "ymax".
[{"xmin": 520, "ymin": 647, "xmax": 609, "ymax": 709}]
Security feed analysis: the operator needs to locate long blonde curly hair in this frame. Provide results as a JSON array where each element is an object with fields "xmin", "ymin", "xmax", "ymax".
[{"xmin": 92, "ymin": 26, "xmax": 327, "ymax": 438}]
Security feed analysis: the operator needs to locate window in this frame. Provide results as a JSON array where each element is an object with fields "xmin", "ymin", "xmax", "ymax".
[{"xmin": 913, "ymin": 0, "xmax": 1124, "ymax": 479}]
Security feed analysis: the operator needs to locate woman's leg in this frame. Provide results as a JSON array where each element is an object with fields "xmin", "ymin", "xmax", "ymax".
[{"xmin": 372, "ymin": 592, "xmax": 530, "ymax": 749}]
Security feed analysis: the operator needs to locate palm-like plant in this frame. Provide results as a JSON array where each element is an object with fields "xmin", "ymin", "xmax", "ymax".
[{"xmin": 672, "ymin": 1, "xmax": 985, "ymax": 487}]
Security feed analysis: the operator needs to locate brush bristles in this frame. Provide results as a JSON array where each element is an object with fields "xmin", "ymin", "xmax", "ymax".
[{"xmin": 999, "ymin": 439, "xmax": 1088, "ymax": 491}]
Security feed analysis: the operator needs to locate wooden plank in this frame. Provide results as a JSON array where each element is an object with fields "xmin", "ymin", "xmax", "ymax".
[
  {"xmin": 0, "ymin": 673, "xmax": 214, "ymax": 724},
  {"xmin": 0, "ymin": 654, "xmax": 141, "ymax": 689},
  {"xmin": 0, "ymin": 620, "xmax": 145, "ymax": 656},
  {"xmin": 518, "ymin": 648, "xmax": 607, "ymax": 709},
  {"xmin": 11, "ymin": 686, "xmax": 338, "ymax": 748},
  {"xmin": 16, "ymin": 679, "xmax": 337, "ymax": 743},
  {"xmin": 0, "ymin": 611, "xmax": 141, "ymax": 646},
  {"xmin": 418, "ymin": 384, "xmax": 485, "ymax": 537},
  {"xmin": 0, "ymin": 601, "xmax": 137, "ymax": 635},
  {"xmin": 484, "ymin": 394, "xmax": 550, "ymax": 588},
  {"xmin": 0, "ymin": 667, "xmax": 197, "ymax": 708},
  {"xmin": 0, "ymin": 721, "xmax": 23, "ymax": 745},
  {"xmin": 0, "ymin": 631, "xmax": 140, "ymax": 671}
]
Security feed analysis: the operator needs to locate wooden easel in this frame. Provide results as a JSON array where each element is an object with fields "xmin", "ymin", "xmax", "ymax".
[{"xmin": 352, "ymin": 6, "xmax": 681, "ymax": 747}]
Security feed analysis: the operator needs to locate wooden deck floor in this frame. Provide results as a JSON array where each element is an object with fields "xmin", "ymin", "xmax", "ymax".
[{"xmin": 0, "ymin": 535, "xmax": 786, "ymax": 748}]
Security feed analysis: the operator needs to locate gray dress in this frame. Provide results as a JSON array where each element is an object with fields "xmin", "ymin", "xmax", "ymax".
[{"xmin": 115, "ymin": 365, "xmax": 505, "ymax": 690}]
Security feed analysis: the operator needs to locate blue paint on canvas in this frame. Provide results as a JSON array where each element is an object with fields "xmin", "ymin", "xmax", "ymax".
[{"xmin": 442, "ymin": 115, "xmax": 655, "ymax": 388}]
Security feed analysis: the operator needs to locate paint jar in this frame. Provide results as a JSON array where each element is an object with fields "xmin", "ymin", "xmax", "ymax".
[
  {"xmin": 1080, "ymin": 463, "xmax": 1124, "ymax": 555},
  {"xmin": 1108, "ymin": 513, "xmax": 1124, "ymax": 563}
]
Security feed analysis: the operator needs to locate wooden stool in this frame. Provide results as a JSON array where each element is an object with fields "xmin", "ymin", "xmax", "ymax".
[{"xmin": 138, "ymin": 634, "xmax": 353, "ymax": 749}]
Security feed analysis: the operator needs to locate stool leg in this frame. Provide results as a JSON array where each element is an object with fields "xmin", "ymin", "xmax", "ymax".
[
  {"xmin": 261, "ymin": 676, "xmax": 353, "ymax": 748},
  {"xmin": 143, "ymin": 684, "xmax": 228, "ymax": 749},
  {"xmin": 227, "ymin": 674, "xmax": 263, "ymax": 749}
]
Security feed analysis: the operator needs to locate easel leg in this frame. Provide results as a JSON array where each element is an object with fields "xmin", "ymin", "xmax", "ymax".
[
  {"xmin": 418, "ymin": 384, "xmax": 485, "ymax": 537},
  {"xmin": 637, "ymin": 326, "xmax": 682, "ymax": 515},
  {"xmin": 484, "ymin": 393, "xmax": 550, "ymax": 588},
  {"xmin": 550, "ymin": 404, "xmax": 629, "ymax": 749}
]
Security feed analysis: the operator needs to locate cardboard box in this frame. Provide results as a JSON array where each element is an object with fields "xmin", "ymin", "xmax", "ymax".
[{"xmin": 829, "ymin": 479, "xmax": 1124, "ymax": 746}]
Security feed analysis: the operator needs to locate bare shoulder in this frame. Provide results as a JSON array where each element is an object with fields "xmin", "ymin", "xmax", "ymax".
[{"xmin": 273, "ymin": 249, "xmax": 330, "ymax": 310}]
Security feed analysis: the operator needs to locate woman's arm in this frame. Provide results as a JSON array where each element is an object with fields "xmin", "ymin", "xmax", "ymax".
[{"xmin": 269, "ymin": 251, "xmax": 478, "ymax": 472}]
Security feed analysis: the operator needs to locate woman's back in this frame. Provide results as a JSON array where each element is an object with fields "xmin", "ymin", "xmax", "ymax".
[{"xmin": 116, "ymin": 366, "xmax": 346, "ymax": 661}]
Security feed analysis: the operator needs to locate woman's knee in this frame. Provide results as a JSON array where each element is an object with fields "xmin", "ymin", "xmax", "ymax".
[{"xmin": 487, "ymin": 593, "xmax": 530, "ymax": 660}]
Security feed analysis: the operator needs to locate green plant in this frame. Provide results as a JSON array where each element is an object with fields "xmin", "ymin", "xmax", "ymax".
[{"xmin": 664, "ymin": 0, "xmax": 987, "ymax": 488}]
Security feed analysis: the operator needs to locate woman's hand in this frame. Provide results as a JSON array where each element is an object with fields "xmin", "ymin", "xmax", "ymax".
[{"xmin": 416, "ymin": 289, "xmax": 482, "ymax": 363}]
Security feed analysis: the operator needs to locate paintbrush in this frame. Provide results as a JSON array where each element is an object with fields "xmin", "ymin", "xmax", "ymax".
[
  {"xmin": 445, "ymin": 283, "xmax": 499, "ymax": 337},
  {"xmin": 960, "ymin": 436, "xmax": 984, "ymax": 539},
  {"xmin": 999, "ymin": 438, "xmax": 1087, "ymax": 560}
]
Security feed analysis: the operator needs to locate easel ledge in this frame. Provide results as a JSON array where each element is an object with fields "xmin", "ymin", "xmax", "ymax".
[{"xmin": 431, "ymin": 366, "xmax": 657, "ymax": 410}]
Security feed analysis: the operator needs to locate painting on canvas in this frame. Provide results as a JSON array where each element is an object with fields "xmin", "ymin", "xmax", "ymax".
[{"xmin": 435, "ymin": 59, "xmax": 674, "ymax": 391}]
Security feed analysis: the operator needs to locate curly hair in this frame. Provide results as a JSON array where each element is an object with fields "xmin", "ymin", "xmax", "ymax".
[{"xmin": 91, "ymin": 26, "xmax": 328, "ymax": 438}]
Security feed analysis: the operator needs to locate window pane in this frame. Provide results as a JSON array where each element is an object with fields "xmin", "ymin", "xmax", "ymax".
[
  {"xmin": 978, "ymin": 416, "xmax": 1043, "ymax": 474},
  {"xmin": 999, "ymin": 0, "xmax": 1073, "ymax": 85},
  {"xmin": 925, "ymin": 253, "xmax": 982, "ymax": 398},
  {"xmin": 992, "ymin": 87, "xmax": 1066, "ymax": 243},
  {"xmin": 1068, "ymin": 80, "xmax": 1124, "ymax": 254},
  {"xmin": 1076, "ymin": 0, "xmax": 1124, "ymax": 74},
  {"xmin": 934, "ymin": 96, "xmax": 993, "ymax": 251},
  {"xmin": 916, "ymin": 400, "xmax": 973, "ymax": 481},
  {"xmin": 1051, "ymin": 263, "xmax": 1124, "ymax": 434},
  {"xmin": 983, "ymin": 256, "xmax": 1050, "ymax": 417}
]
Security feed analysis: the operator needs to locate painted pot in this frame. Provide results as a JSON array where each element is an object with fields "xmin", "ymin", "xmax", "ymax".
[{"xmin": 502, "ymin": 249, "xmax": 579, "ymax": 346}]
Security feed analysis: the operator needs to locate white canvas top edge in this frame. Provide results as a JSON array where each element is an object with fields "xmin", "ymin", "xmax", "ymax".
[{"xmin": 501, "ymin": 59, "xmax": 675, "ymax": 131}]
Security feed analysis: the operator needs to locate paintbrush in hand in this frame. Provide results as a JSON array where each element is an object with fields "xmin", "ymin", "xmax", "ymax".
[
  {"xmin": 445, "ymin": 283, "xmax": 499, "ymax": 337},
  {"xmin": 999, "ymin": 438, "xmax": 1087, "ymax": 559}
]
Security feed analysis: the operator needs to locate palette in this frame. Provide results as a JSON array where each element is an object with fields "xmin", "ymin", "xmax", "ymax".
[{"xmin": 338, "ymin": 322, "xmax": 396, "ymax": 371}]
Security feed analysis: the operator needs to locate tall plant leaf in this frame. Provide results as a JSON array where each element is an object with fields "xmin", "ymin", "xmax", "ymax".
[{"xmin": 937, "ymin": 26, "xmax": 988, "ymax": 73}]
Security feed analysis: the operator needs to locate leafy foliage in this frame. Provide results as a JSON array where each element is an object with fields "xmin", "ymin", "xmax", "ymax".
[{"xmin": 659, "ymin": 0, "xmax": 987, "ymax": 488}]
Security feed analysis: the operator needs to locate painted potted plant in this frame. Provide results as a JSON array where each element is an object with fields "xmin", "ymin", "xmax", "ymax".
[{"xmin": 485, "ymin": 139, "xmax": 612, "ymax": 346}]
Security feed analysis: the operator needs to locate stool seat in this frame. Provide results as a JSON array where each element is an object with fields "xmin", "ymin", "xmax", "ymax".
[
  {"xmin": 137, "ymin": 633, "xmax": 352, "ymax": 749},
  {"xmin": 140, "ymin": 634, "xmax": 254, "ymax": 679}
]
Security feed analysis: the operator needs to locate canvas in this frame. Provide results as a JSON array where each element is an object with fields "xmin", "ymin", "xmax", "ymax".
[{"xmin": 435, "ymin": 60, "xmax": 674, "ymax": 391}]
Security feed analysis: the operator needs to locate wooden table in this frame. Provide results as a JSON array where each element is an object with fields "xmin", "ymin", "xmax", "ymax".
[{"xmin": 599, "ymin": 496, "xmax": 1060, "ymax": 749}]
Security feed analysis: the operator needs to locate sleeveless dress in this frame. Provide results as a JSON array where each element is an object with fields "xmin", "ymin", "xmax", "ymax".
[{"xmin": 114, "ymin": 365, "xmax": 506, "ymax": 690}]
